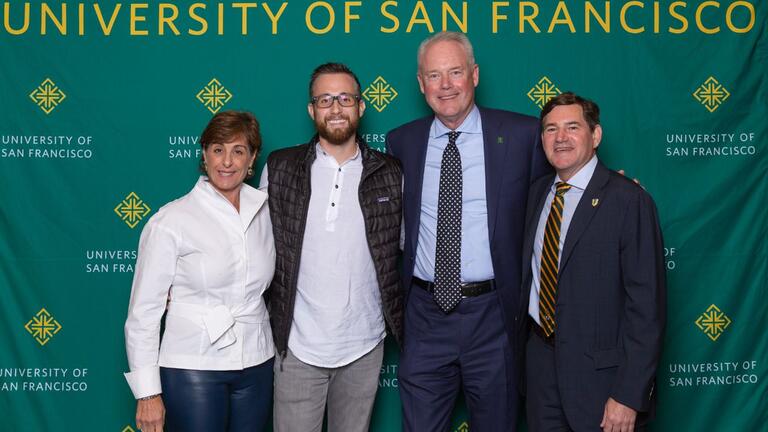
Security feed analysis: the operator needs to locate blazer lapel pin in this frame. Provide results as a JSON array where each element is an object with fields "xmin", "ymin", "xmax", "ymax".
[
  {"xmin": 592, "ymin": 198, "xmax": 599, "ymax": 207},
  {"xmin": 497, "ymin": 136, "xmax": 504, "ymax": 144}
]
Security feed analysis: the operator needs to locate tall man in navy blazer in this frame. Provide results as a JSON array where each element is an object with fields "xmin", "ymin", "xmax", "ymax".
[
  {"xmin": 520, "ymin": 93, "xmax": 666, "ymax": 432},
  {"xmin": 386, "ymin": 32, "xmax": 551, "ymax": 431}
]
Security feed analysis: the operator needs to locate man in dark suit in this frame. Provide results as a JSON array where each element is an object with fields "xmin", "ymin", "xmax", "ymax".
[
  {"xmin": 519, "ymin": 92, "xmax": 666, "ymax": 432},
  {"xmin": 386, "ymin": 31, "xmax": 551, "ymax": 431}
]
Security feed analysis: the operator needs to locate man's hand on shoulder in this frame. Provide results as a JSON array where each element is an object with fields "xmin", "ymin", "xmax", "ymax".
[
  {"xmin": 600, "ymin": 397, "xmax": 637, "ymax": 432},
  {"xmin": 617, "ymin": 169, "xmax": 642, "ymax": 188}
]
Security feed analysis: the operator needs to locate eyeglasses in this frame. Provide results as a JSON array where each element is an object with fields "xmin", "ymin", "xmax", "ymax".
[{"xmin": 311, "ymin": 93, "xmax": 360, "ymax": 108}]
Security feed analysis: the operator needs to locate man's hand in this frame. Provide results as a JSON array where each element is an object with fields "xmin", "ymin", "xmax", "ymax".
[
  {"xmin": 136, "ymin": 396, "xmax": 165, "ymax": 432},
  {"xmin": 600, "ymin": 397, "xmax": 637, "ymax": 432},
  {"xmin": 617, "ymin": 169, "xmax": 642, "ymax": 187}
]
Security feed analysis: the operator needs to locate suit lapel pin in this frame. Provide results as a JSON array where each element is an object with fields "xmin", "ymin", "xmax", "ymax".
[
  {"xmin": 497, "ymin": 136, "xmax": 504, "ymax": 144},
  {"xmin": 592, "ymin": 198, "xmax": 599, "ymax": 207}
]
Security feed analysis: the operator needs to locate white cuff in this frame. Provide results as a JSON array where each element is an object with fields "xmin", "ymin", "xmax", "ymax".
[{"xmin": 124, "ymin": 366, "xmax": 162, "ymax": 399}]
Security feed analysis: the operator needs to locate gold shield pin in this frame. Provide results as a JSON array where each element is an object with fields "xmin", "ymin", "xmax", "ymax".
[{"xmin": 592, "ymin": 198, "xmax": 599, "ymax": 207}]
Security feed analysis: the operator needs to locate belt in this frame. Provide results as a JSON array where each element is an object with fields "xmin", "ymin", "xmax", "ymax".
[
  {"xmin": 412, "ymin": 277, "xmax": 495, "ymax": 298},
  {"xmin": 530, "ymin": 318, "xmax": 555, "ymax": 347},
  {"xmin": 167, "ymin": 301, "xmax": 268, "ymax": 350}
]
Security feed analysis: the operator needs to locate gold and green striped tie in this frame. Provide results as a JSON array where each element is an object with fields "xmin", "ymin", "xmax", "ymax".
[{"xmin": 539, "ymin": 182, "xmax": 572, "ymax": 336}]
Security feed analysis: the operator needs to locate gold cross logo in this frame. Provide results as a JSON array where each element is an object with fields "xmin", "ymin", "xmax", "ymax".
[
  {"xmin": 196, "ymin": 78, "xmax": 233, "ymax": 114},
  {"xmin": 693, "ymin": 77, "xmax": 730, "ymax": 113},
  {"xmin": 695, "ymin": 304, "xmax": 732, "ymax": 341},
  {"xmin": 25, "ymin": 308, "xmax": 62, "ymax": 346},
  {"xmin": 114, "ymin": 192, "xmax": 152, "ymax": 228},
  {"xmin": 29, "ymin": 78, "xmax": 67, "ymax": 114},
  {"xmin": 527, "ymin": 76, "xmax": 561, "ymax": 109},
  {"xmin": 363, "ymin": 76, "xmax": 399, "ymax": 112}
]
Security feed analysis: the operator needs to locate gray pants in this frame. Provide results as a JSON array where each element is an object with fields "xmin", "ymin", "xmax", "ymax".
[{"xmin": 273, "ymin": 342, "xmax": 384, "ymax": 432}]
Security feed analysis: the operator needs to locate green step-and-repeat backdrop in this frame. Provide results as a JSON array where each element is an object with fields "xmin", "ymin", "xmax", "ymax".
[{"xmin": 1, "ymin": 0, "xmax": 766, "ymax": 430}]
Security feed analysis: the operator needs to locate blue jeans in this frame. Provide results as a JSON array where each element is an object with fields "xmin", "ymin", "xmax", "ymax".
[{"xmin": 160, "ymin": 358, "xmax": 274, "ymax": 432}]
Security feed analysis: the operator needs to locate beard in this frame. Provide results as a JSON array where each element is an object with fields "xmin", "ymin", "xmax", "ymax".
[{"xmin": 315, "ymin": 114, "xmax": 359, "ymax": 145}]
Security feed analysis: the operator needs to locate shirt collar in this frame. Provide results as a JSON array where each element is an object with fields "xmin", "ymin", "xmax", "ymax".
[
  {"xmin": 315, "ymin": 142, "xmax": 361, "ymax": 167},
  {"xmin": 554, "ymin": 155, "xmax": 598, "ymax": 191},
  {"xmin": 197, "ymin": 175, "xmax": 237, "ymax": 204},
  {"xmin": 430, "ymin": 105, "xmax": 481, "ymax": 138},
  {"xmin": 194, "ymin": 176, "xmax": 267, "ymax": 230}
]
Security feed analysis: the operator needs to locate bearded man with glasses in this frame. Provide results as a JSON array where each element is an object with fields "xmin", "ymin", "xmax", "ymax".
[{"xmin": 259, "ymin": 62, "xmax": 404, "ymax": 432}]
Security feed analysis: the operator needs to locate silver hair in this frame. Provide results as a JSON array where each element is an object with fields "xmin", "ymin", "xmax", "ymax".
[{"xmin": 416, "ymin": 31, "xmax": 476, "ymax": 71}]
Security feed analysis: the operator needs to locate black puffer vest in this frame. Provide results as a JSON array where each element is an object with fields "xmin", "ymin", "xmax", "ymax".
[{"xmin": 266, "ymin": 136, "xmax": 403, "ymax": 357}]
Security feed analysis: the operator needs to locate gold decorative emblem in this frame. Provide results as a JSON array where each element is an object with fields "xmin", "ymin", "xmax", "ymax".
[
  {"xmin": 693, "ymin": 77, "xmax": 730, "ymax": 113},
  {"xmin": 29, "ymin": 78, "xmax": 67, "ymax": 114},
  {"xmin": 527, "ymin": 76, "xmax": 561, "ymax": 109},
  {"xmin": 362, "ymin": 76, "xmax": 398, "ymax": 112},
  {"xmin": 114, "ymin": 192, "xmax": 152, "ymax": 229},
  {"xmin": 455, "ymin": 422, "xmax": 470, "ymax": 432},
  {"xmin": 122, "ymin": 427, "xmax": 136, "ymax": 432},
  {"xmin": 24, "ymin": 308, "xmax": 62, "ymax": 346},
  {"xmin": 196, "ymin": 78, "xmax": 233, "ymax": 114},
  {"xmin": 695, "ymin": 304, "xmax": 732, "ymax": 341},
  {"xmin": 592, "ymin": 198, "xmax": 599, "ymax": 207}
]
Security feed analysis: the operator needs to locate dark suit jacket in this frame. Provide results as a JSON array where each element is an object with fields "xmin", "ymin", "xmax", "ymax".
[
  {"xmin": 386, "ymin": 107, "xmax": 551, "ymax": 348},
  {"xmin": 518, "ymin": 160, "xmax": 667, "ymax": 428}
]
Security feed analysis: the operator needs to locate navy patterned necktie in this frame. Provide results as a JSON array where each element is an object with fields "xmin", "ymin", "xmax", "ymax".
[{"xmin": 434, "ymin": 130, "xmax": 462, "ymax": 313}]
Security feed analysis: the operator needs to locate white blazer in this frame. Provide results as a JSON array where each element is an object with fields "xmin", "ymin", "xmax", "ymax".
[{"xmin": 124, "ymin": 177, "xmax": 275, "ymax": 399}]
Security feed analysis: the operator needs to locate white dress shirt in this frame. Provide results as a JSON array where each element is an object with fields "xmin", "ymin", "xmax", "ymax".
[
  {"xmin": 529, "ymin": 156, "xmax": 598, "ymax": 325},
  {"xmin": 124, "ymin": 176, "xmax": 275, "ymax": 399},
  {"xmin": 259, "ymin": 144, "xmax": 386, "ymax": 368}
]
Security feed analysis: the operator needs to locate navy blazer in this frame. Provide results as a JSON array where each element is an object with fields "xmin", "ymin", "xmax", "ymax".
[
  {"xmin": 518, "ymin": 160, "xmax": 667, "ymax": 428},
  {"xmin": 386, "ymin": 107, "xmax": 551, "ymax": 348}
]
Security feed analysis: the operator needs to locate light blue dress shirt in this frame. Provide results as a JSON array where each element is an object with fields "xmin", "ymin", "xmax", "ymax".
[
  {"xmin": 414, "ymin": 105, "xmax": 495, "ymax": 283},
  {"xmin": 528, "ymin": 155, "xmax": 598, "ymax": 325}
]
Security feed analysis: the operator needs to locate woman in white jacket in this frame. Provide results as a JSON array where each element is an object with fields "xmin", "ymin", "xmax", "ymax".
[{"xmin": 124, "ymin": 111, "xmax": 275, "ymax": 432}]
